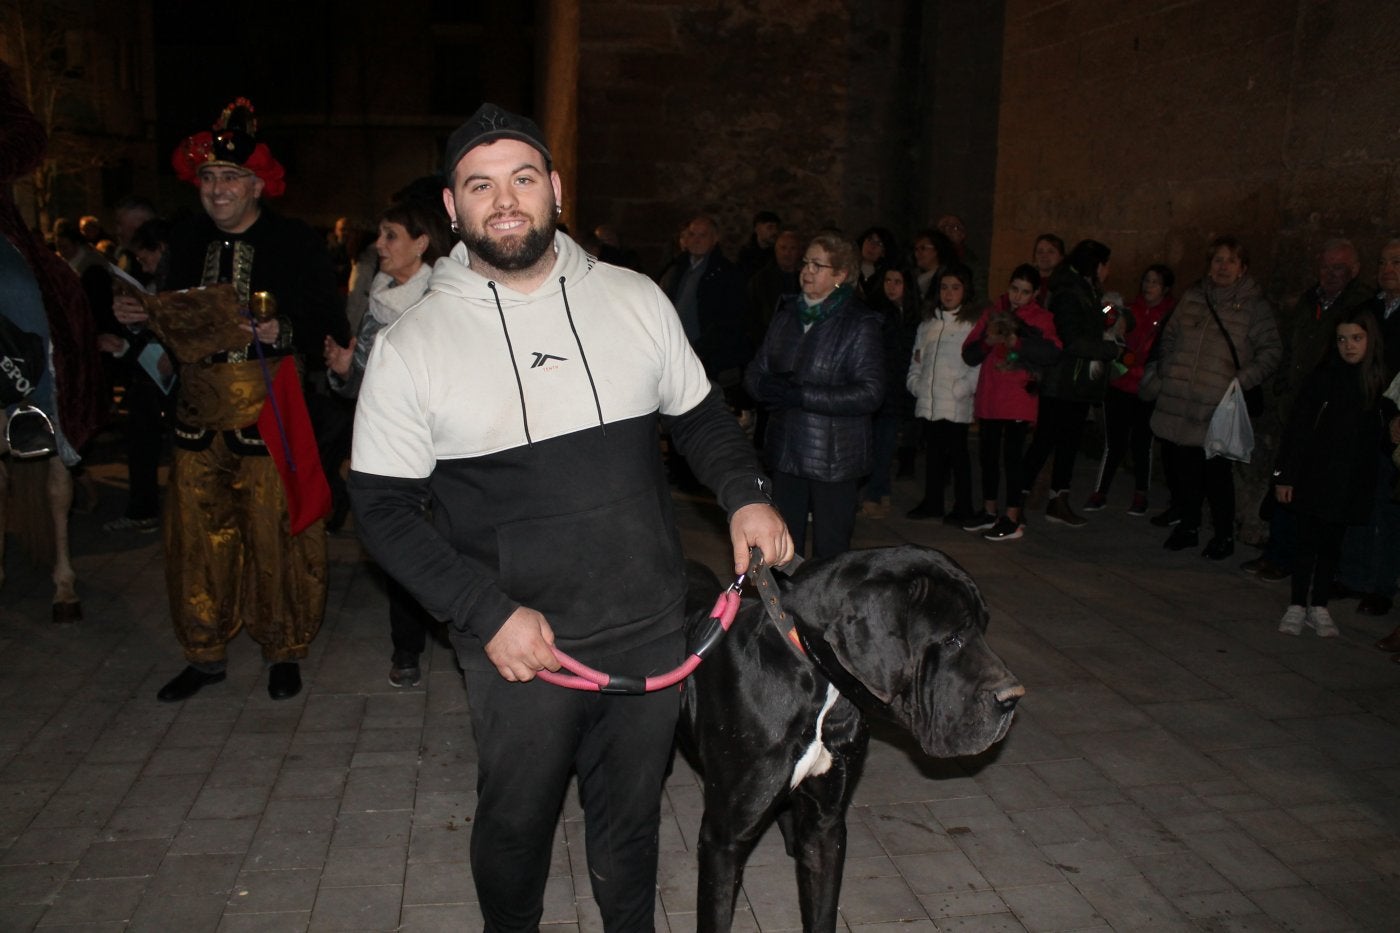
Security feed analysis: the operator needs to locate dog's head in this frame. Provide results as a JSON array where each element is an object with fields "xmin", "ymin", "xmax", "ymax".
[{"xmin": 781, "ymin": 545, "xmax": 1023, "ymax": 758}]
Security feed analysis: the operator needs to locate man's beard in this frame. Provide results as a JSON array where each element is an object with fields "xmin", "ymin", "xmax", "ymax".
[{"xmin": 462, "ymin": 213, "xmax": 556, "ymax": 272}]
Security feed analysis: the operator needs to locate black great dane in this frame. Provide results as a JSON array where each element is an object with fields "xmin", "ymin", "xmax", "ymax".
[{"xmin": 677, "ymin": 544, "xmax": 1024, "ymax": 933}]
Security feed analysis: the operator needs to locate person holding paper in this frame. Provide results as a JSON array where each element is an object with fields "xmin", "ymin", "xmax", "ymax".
[{"xmin": 113, "ymin": 98, "xmax": 345, "ymax": 702}]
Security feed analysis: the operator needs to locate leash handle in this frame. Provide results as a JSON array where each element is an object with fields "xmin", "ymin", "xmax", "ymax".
[{"xmin": 536, "ymin": 588, "xmax": 742, "ymax": 694}]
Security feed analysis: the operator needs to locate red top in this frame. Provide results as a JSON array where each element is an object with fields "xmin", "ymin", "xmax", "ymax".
[
  {"xmin": 964, "ymin": 296, "xmax": 1061, "ymax": 423},
  {"xmin": 1110, "ymin": 295, "xmax": 1176, "ymax": 394}
]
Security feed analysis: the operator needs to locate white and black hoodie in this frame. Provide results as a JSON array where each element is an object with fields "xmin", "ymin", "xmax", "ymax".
[{"xmin": 349, "ymin": 233, "xmax": 769, "ymax": 668}]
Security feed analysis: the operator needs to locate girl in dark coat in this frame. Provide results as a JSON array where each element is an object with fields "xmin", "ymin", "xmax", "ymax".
[
  {"xmin": 1275, "ymin": 307, "xmax": 1391, "ymax": 638},
  {"xmin": 860, "ymin": 266, "xmax": 919, "ymax": 517}
]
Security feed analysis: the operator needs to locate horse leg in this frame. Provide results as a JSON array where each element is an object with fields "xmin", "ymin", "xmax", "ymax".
[{"xmin": 48, "ymin": 458, "xmax": 81, "ymax": 623}]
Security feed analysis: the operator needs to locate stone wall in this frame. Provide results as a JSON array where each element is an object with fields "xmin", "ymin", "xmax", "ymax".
[
  {"xmin": 991, "ymin": 0, "xmax": 1400, "ymax": 542},
  {"xmin": 990, "ymin": 0, "xmax": 1400, "ymax": 303},
  {"xmin": 575, "ymin": 0, "xmax": 920, "ymax": 273}
]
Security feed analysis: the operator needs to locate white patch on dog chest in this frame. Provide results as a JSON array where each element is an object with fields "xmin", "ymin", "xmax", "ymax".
[{"xmin": 789, "ymin": 684, "xmax": 841, "ymax": 789}]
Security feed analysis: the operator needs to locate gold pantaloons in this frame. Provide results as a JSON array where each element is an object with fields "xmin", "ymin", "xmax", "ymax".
[{"xmin": 164, "ymin": 433, "xmax": 327, "ymax": 664}]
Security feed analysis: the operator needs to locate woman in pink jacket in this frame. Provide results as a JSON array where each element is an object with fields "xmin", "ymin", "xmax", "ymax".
[{"xmin": 960, "ymin": 264, "xmax": 1062, "ymax": 541}]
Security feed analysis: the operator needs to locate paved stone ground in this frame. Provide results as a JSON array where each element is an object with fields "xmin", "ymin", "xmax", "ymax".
[{"xmin": 2, "ymin": 435, "xmax": 1399, "ymax": 931}]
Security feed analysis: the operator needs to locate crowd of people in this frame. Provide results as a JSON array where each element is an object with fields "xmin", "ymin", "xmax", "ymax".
[
  {"xmin": 24, "ymin": 133, "xmax": 1400, "ymax": 654},
  {"xmin": 8, "ymin": 82, "xmax": 1400, "ymax": 928}
]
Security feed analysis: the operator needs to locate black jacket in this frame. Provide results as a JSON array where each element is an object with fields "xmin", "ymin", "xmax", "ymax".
[
  {"xmin": 1275, "ymin": 357, "xmax": 1388, "ymax": 525},
  {"xmin": 745, "ymin": 288, "xmax": 885, "ymax": 481},
  {"xmin": 1040, "ymin": 267, "xmax": 1123, "ymax": 401},
  {"xmin": 661, "ymin": 249, "xmax": 751, "ymax": 380}
]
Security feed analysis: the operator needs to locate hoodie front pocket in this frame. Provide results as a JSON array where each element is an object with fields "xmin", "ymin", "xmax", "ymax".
[{"xmin": 495, "ymin": 490, "xmax": 684, "ymax": 646}]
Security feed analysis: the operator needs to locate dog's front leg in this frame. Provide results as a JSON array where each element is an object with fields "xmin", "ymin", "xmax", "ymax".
[
  {"xmin": 783, "ymin": 776, "xmax": 852, "ymax": 933},
  {"xmin": 784, "ymin": 711, "xmax": 868, "ymax": 933}
]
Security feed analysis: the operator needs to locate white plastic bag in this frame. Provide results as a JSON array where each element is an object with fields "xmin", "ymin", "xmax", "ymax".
[{"xmin": 1204, "ymin": 378, "xmax": 1253, "ymax": 462}]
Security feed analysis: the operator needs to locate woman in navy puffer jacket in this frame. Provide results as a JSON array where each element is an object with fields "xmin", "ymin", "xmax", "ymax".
[{"xmin": 746, "ymin": 232, "xmax": 885, "ymax": 558}]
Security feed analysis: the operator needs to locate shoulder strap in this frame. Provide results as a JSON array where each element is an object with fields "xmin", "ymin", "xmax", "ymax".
[{"xmin": 1202, "ymin": 289, "xmax": 1243, "ymax": 372}]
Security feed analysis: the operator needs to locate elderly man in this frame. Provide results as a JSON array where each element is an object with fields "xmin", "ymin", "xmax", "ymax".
[
  {"xmin": 115, "ymin": 98, "xmax": 346, "ymax": 702},
  {"xmin": 1244, "ymin": 238, "xmax": 1373, "ymax": 582},
  {"xmin": 660, "ymin": 214, "xmax": 751, "ymax": 385},
  {"xmin": 348, "ymin": 103, "xmax": 790, "ymax": 931}
]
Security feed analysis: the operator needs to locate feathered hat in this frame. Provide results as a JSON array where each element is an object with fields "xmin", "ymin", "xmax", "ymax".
[{"xmin": 171, "ymin": 97, "xmax": 286, "ymax": 197}]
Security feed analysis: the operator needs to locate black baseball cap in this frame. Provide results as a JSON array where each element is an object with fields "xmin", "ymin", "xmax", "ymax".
[{"xmin": 442, "ymin": 103, "xmax": 553, "ymax": 179}]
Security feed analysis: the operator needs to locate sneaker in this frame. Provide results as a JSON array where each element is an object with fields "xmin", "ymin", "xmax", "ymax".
[
  {"xmin": 983, "ymin": 516, "xmax": 1024, "ymax": 541},
  {"xmin": 1149, "ymin": 506, "xmax": 1181, "ymax": 527},
  {"xmin": 1045, "ymin": 494, "xmax": 1086, "ymax": 527},
  {"xmin": 962, "ymin": 510, "xmax": 997, "ymax": 532},
  {"xmin": 1307, "ymin": 606, "xmax": 1340, "ymax": 638},
  {"xmin": 1082, "ymin": 491, "xmax": 1107, "ymax": 511},
  {"xmin": 1127, "ymin": 493, "xmax": 1149, "ymax": 516},
  {"xmin": 102, "ymin": 515, "xmax": 159, "ymax": 533},
  {"xmin": 1278, "ymin": 604, "xmax": 1307, "ymax": 635},
  {"xmin": 943, "ymin": 510, "xmax": 975, "ymax": 527},
  {"xmin": 389, "ymin": 654, "xmax": 422, "ymax": 688}
]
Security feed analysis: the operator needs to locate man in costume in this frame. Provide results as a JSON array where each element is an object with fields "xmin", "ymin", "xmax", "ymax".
[
  {"xmin": 115, "ymin": 99, "xmax": 345, "ymax": 701},
  {"xmin": 348, "ymin": 103, "xmax": 792, "ymax": 931}
]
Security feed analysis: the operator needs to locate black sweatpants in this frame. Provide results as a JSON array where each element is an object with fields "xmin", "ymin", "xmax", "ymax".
[
  {"xmin": 1292, "ymin": 514, "xmax": 1347, "ymax": 607},
  {"xmin": 980, "ymin": 419, "xmax": 1030, "ymax": 508},
  {"xmin": 123, "ymin": 373, "xmax": 173, "ymax": 520},
  {"xmin": 1173, "ymin": 444, "xmax": 1235, "ymax": 537},
  {"xmin": 920, "ymin": 419, "xmax": 973, "ymax": 517},
  {"xmin": 388, "ymin": 575, "xmax": 432, "ymax": 661},
  {"xmin": 465, "ymin": 633, "xmax": 682, "ymax": 932},
  {"xmin": 1095, "ymin": 387, "xmax": 1153, "ymax": 496},
  {"xmin": 772, "ymin": 470, "xmax": 859, "ymax": 559},
  {"xmin": 1021, "ymin": 396, "xmax": 1092, "ymax": 495}
]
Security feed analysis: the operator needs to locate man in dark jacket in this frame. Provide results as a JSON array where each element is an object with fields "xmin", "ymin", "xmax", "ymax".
[{"xmin": 661, "ymin": 214, "xmax": 752, "ymax": 389}]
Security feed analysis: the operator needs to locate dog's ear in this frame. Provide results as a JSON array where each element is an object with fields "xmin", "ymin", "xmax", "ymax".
[{"xmin": 814, "ymin": 576, "xmax": 917, "ymax": 706}]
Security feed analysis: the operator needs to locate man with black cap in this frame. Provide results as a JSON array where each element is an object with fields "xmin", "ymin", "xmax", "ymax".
[
  {"xmin": 348, "ymin": 102, "xmax": 792, "ymax": 931},
  {"xmin": 115, "ymin": 98, "xmax": 346, "ymax": 703}
]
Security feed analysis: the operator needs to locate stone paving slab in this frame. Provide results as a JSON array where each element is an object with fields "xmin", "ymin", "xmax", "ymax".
[{"xmin": 2, "ymin": 444, "xmax": 1399, "ymax": 930}]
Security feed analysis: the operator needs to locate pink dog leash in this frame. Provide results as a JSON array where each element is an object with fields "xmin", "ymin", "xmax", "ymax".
[{"xmin": 535, "ymin": 554, "xmax": 759, "ymax": 694}]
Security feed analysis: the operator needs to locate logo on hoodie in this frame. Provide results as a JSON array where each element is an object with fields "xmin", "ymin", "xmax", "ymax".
[{"xmin": 530, "ymin": 352, "xmax": 567, "ymax": 369}]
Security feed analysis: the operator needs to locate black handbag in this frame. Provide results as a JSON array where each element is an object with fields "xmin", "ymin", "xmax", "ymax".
[{"xmin": 1203, "ymin": 290, "xmax": 1264, "ymax": 417}]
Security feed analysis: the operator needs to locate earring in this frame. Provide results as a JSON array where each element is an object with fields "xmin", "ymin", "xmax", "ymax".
[{"xmin": 450, "ymin": 221, "xmax": 459, "ymax": 233}]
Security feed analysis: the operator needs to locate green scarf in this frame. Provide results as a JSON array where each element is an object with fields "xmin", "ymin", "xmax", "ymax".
[{"xmin": 799, "ymin": 284, "xmax": 852, "ymax": 327}]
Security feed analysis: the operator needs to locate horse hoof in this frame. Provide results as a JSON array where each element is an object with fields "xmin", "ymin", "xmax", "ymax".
[{"xmin": 52, "ymin": 602, "xmax": 83, "ymax": 624}]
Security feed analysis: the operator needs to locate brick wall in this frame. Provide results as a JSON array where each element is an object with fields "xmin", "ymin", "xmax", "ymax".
[
  {"xmin": 991, "ymin": 0, "xmax": 1400, "ymax": 303},
  {"xmin": 575, "ymin": 0, "xmax": 919, "ymax": 273}
]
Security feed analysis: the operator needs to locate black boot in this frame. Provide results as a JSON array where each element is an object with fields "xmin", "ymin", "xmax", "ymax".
[{"xmin": 1164, "ymin": 526, "xmax": 1199, "ymax": 551}]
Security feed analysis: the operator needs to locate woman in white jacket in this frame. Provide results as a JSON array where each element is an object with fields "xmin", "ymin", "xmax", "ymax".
[{"xmin": 906, "ymin": 263, "xmax": 981, "ymax": 521}]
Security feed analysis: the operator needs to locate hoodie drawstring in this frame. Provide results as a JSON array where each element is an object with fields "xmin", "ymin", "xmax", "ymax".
[
  {"xmin": 559, "ymin": 276, "xmax": 607, "ymax": 437},
  {"xmin": 488, "ymin": 281, "xmax": 533, "ymax": 447},
  {"xmin": 486, "ymin": 276, "xmax": 608, "ymax": 447}
]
